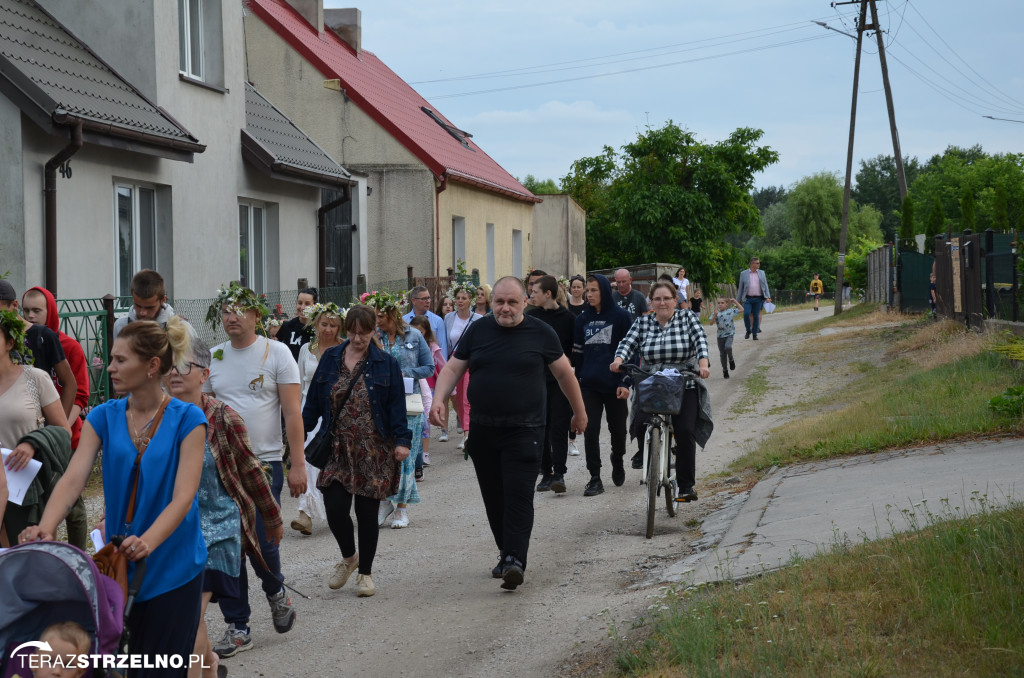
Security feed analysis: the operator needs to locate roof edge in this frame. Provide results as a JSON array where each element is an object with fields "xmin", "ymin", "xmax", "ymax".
[
  {"xmin": 447, "ymin": 171, "xmax": 541, "ymax": 204},
  {"xmin": 241, "ymin": 130, "xmax": 353, "ymax": 189}
]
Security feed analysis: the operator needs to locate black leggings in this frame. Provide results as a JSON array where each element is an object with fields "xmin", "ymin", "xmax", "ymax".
[{"xmin": 322, "ymin": 483, "xmax": 379, "ymax": 575}]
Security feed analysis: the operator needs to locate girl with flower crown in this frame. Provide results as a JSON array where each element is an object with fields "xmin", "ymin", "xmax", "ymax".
[{"xmin": 290, "ymin": 303, "xmax": 344, "ymax": 536}]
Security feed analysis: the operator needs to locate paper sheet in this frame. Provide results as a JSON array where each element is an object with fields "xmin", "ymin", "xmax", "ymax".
[
  {"xmin": 763, "ymin": 302, "xmax": 777, "ymax": 314},
  {"xmin": 1, "ymin": 448, "xmax": 43, "ymax": 506},
  {"xmin": 403, "ymin": 377, "xmax": 415, "ymax": 394}
]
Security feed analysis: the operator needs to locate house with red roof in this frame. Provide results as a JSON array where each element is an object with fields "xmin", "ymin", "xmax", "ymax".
[{"xmin": 243, "ymin": 0, "xmax": 542, "ymax": 285}]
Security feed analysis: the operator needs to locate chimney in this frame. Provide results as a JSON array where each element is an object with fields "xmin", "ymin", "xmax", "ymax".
[
  {"xmin": 285, "ymin": 0, "xmax": 323, "ymax": 32},
  {"xmin": 325, "ymin": 8, "xmax": 361, "ymax": 52}
]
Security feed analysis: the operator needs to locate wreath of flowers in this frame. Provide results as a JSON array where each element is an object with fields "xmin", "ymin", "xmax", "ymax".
[
  {"xmin": 206, "ymin": 282, "xmax": 271, "ymax": 332},
  {"xmin": 557, "ymin": 276, "xmax": 570, "ymax": 291},
  {"xmin": 0, "ymin": 309, "xmax": 30, "ymax": 363},
  {"xmin": 446, "ymin": 259, "xmax": 476, "ymax": 303},
  {"xmin": 359, "ymin": 289, "xmax": 408, "ymax": 311},
  {"xmin": 303, "ymin": 301, "xmax": 345, "ymax": 325},
  {"xmin": 265, "ymin": 318, "xmax": 282, "ymax": 329}
]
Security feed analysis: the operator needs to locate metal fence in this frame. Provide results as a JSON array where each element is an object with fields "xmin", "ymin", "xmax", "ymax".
[{"xmin": 933, "ymin": 229, "xmax": 1019, "ymax": 327}]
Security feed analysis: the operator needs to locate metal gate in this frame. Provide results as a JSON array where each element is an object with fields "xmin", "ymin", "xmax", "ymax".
[
  {"xmin": 934, "ymin": 232, "xmax": 984, "ymax": 328},
  {"xmin": 897, "ymin": 251, "xmax": 935, "ymax": 313}
]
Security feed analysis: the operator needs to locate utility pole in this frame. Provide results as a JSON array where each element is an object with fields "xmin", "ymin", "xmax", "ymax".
[{"xmin": 828, "ymin": 0, "xmax": 907, "ymax": 315}]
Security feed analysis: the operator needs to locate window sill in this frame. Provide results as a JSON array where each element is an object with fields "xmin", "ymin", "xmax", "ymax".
[{"xmin": 178, "ymin": 73, "xmax": 229, "ymax": 94}]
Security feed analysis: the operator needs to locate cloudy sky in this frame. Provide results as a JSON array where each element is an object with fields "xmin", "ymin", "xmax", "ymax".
[{"xmin": 327, "ymin": 0, "xmax": 1023, "ymax": 191}]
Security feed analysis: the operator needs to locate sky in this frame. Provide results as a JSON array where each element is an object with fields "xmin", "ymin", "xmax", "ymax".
[{"xmin": 325, "ymin": 0, "xmax": 1024, "ymax": 192}]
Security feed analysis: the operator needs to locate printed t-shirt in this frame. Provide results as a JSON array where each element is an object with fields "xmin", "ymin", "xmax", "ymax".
[
  {"xmin": 203, "ymin": 336, "xmax": 300, "ymax": 462},
  {"xmin": 276, "ymin": 317, "xmax": 313, "ymax": 362},
  {"xmin": 454, "ymin": 315, "xmax": 563, "ymax": 428},
  {"xmin": 715, "ymin": 308, "xmax": 740, "ymax": 337}
]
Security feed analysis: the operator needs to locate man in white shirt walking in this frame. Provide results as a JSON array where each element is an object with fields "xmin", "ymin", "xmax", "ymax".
[
  {"xmin": 736, "ymin": 257, "xmax": 772, "ymax": 340},
  {"xmin": 203, "ymin": 284, "xmax": 306, "ymax": 657}
]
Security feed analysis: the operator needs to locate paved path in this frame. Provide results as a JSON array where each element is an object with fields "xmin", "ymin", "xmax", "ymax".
[{"xmin": 664, "ymin": 438, "xmax": 1024, "ymax": 585}]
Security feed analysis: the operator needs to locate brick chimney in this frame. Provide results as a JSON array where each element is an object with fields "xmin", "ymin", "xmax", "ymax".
[
  {"xmin": 285, "ymin": 0, "xmax": 323, "ymax": 32},
  {"xmin": 325, "ymin": 8, "xmax": 361, "ymax": 52}
]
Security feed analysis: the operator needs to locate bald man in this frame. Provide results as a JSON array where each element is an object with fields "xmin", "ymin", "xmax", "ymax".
[
  {"xmin": 612, "ymin": 269, "xmax": 648, "ymax": 320},
  {"xmin": 430, "ymin": 277, "xmax": 587, "ymax": 591}
]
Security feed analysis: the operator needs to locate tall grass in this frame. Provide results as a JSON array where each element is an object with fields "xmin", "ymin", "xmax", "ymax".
[{"xmin": 618, "ymin": 498, "xmax": 1024, "ymax": 677}]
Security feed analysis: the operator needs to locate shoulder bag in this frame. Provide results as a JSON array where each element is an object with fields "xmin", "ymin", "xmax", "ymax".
[
  {"xmin": 94, "ymin": 396, "xmax": 168, "ymax": 599},
  {"xmin": 305, "ymin": 358, "xmax": 367, "ymax": 470}
]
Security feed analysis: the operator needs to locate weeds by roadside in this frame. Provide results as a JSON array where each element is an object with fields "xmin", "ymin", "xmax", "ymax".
[{"xmin": 616, "ymin": 495, "xmax": 1024, "ymax": 677}]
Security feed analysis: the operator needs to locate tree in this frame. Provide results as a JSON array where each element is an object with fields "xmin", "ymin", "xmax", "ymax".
[
  {"xmin": 787, "ymin": 172, "xmax": 843, "ymax": 248},
  {"xmin": 751, "ymin": 201, "xmax": 791, "ymax": 249},
  {"xmin": 924, "ymin": 198, "xmax": 944, "ymax": 254},
  {"xmin": 849, "ymin": 203, "xmax": 884, "ymax": 243},
  {"xmin": 562, "ymin": 122, "xmax": 779, "ymax": 287},
  {"xmin": 993, "ymin": 184, "xmax": 1010, "ymax": 233},
  {"xmin": 752, "ymin": 185, "xmax": 786, "ymax": 212},
  {"xmin": 852, "ymin": 154, "xmax": 922, "ymax": 242},
  {"xmin": 757, "ymin": 243, "xmax": 836, "ymax": 294},
  {"xmin": 961, "ymin": 186, "xmax": 976, "ymax": 233},
  {"xmin": 898, "ymin": 195, "xmax": 916, "ymax": 251},
  {"xmin": 520, "ymin": 174, "xmax": 560, "ymax": 195}
]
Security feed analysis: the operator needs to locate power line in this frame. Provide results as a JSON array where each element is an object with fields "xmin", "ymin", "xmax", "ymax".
[
  {"xmin": 885, "ymin": 51, "xmax": 987, "ymax": 117},
  {"xmin": 410, "ymin": 11, "xmax": 859, "ymax": 86},
  {"xmin": 424, "ymin": 33, "xmax": 837, "ymax": 100}
]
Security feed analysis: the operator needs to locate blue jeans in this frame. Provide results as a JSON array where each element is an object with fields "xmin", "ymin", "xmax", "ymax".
[
  {"xmin": 743, "ymin": 297, "xmax": 765, "ymax": 336},
  {"xmin": 219, "ymin": 460, "xmax": 284, "ymax": 629}
]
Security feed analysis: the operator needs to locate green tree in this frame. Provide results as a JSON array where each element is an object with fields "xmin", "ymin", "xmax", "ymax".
[
  {"xmin": 520, "ymin": 174, "xmax": 560, "ymax": 195},
  {"xmin": 752, "ymin": 185, "xmax": 786, "ymax": 212},
  {"xmin": 961, "ymin": 185, "xmax": 976, "ymax": 232},
  {"xmin": 899, "ymin": 195, "xmax": 916, "ymax": 251},
  {"xmin": 563, "ymin": 122, "xmax": 778, "ymax": 287},
  {"xmin": 844, "ymin": 235, "xmax": 882, "ymax": 290},
  {"xmin": 849, "ymin": 203, "xmax": 884, "ymax": 243},
  {"xmin": 924, "ymin": 198, "xmax": 944, "ymax": 254},
  {"xmin": 852, "ymin": 154, "xmax": 921, "ymax": 242},
  {"xmin": 749, "ymin": 201, "xmax": 791, "ymax": 249},
  {"xmin": 993, "ymin": 183, "xmax": 1010, "ymax": 232},
  {"xmin": 787, "ymin": 172, "xmax": 842, "ymax": 248},
  {"xmin": 757, "ymin": 243, "xmax": 836, "ymax": 294}
]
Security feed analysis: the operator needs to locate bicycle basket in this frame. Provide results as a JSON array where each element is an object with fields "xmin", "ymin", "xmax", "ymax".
[{"xmin": 637, "ymin": 372, "xmax": 685, "ymax": 415}]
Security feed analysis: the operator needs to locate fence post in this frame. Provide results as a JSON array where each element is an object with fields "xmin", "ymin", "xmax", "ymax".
[
  {"xmin": 471, "ymin": 268, "xmax": 480, "ymax": 286},
  {"xmin": 984, "ymin": 228, "xmax": 995, "ymax": 318},
  {"xmin": 101, "ymin": 293, "xmax": 115, "ymax": 400},
  {"xmin": 446, "ymin": 267, "xmax": 454, "ymax": 278},
  {"xmin": 356, "ymin": 274, "xmax": 366, "ymax": 296},
  {"xmin": 1013, "ymin": 230, "xmax": 1019, "ymax": 322}
]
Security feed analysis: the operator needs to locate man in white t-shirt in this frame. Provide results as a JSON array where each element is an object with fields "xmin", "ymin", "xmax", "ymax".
[{"xmin": 202, "ymin": 285, "xmax": 306, "ymax": 657}]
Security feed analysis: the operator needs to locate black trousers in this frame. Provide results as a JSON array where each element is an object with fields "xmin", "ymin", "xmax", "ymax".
[
  {"xmin": 466, "ymin": 424, "xmax": 544, "ymax": 568},
  {"xmin": 541, "ymin": 379, "xmax": 573, "ymax": 476},
  {"xmin": 582, "ymin": 388, "xmax": 628, "ymax": 477},
  {"xmin": 322, "ymin": 483, "xmax": 380, "ymax": 576},
  {"xmin": 127, "ymin": 571, "xmax": 202, "ymax": 677}
]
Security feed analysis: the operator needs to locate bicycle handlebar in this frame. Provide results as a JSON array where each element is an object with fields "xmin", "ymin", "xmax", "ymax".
[{"xmin": 619, "ymin": 363, "xmax": 701, "ymax": 380}]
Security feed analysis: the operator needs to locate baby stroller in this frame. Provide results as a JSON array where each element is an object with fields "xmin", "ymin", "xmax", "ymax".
[{"xmin": 0, "ymin": 541, "xmax": 144, "ymax": 678}]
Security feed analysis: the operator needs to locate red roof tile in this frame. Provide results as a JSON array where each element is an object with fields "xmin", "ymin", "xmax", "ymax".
[{"xmin": 248, "ymin": 0, "xmax": 539, "ymax": 203}]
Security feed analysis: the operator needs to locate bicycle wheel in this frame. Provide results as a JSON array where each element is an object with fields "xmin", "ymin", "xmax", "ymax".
[
  {"xmin": 664, "ymin": 429, "xmax": 677, "ymax": 517},
  {"xmin": 646, "ymin": 426, "xmax": 660, "ymax": 539}
]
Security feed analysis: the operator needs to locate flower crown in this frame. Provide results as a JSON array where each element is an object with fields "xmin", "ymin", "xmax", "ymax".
[
  {"xmin": 206, "ymin": 282, "xmax": 270, "ymax": 331},
  {"xmin": 265, "ymin": 318, "xmax": 282, "ymax": 328},
  {"xmin": 360, "ymin": 289, "xmax": 407, "ymax": 311},
  {"xmin": 557, "ymin": 276, "xmax": 570, "ymax": 290},
  {"xmin": 446, "ymin": 259, "xmax": 476, "ymax": 303},
  {"xmin": 303, "ymin": 301, "xmax": 344, "ymax": 324},
  {"xmin": 0, "ymin": 309, "xmax": 30, "ymax": 363}
]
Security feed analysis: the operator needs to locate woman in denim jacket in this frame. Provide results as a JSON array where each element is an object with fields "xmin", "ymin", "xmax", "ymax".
[
  {"xmin": 366, "ymin": 291, "xmax": 434, "ymax": 528},
  {"xmin": 302, "ymin": 306, "xmax": 411, "ymax": 597}
]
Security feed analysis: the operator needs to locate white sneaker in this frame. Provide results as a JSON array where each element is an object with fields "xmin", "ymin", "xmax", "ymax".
[
  {"xmin": 456, "ymin": 434, "xmax": 467, "ymax": 450},
  {"xmin": 568, "ymin": 440, "xmax": 580, "ymax": 456},
  {"xmin": 423, "ymin": 452, "xmax": 431, "ymax": 466},
  {"xmin": 391, "ymin": 508, "xmax": 409, "ymax": 529},
  {"xmin": 438, "ymin": 429, "xmax": 449, "ymax": 442},
  {"xmin": 377, "ymin": 501, "xmax": 395, "ymax": 527}
]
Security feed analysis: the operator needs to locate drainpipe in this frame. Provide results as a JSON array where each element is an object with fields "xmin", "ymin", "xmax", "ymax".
[
  {"xmin": 435, "ymin": 174, "xmax": 448, "ymax": 278},
  {"xmin": 317, "ymin": 186, "xmax": 351, "ymax": 289},
  {"xmin": 43, "ymin": 118, "xmax": 83, "ymax": 295}
]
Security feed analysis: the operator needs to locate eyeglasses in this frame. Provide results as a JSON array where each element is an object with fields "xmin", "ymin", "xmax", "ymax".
[
  {"xmin": 413, "ymin": 296, "xmax": 431, "ymax": 302},
  {"xmin": 171, "ymin": 362, "xmax": 202, "ymax": 375}
]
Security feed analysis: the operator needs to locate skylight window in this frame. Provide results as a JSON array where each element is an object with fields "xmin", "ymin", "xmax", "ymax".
[{"xmin": 422, "ymin": 107, "xmax": 474, "ymax": 150}]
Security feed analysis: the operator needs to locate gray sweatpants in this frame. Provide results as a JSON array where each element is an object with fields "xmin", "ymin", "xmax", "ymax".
[{"xmin": 717, "ymin": 334, "xmax": 734, "ymax": 369}]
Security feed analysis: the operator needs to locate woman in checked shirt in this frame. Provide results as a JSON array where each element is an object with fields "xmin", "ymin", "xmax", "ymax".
[{"xmin": 610, "ymin": 280, "xmax": 712, "ymax": 501}]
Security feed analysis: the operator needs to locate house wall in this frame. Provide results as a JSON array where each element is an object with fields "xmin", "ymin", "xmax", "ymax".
[
  {"xmin": 531, "ymin": 194, "xmax": 587, "ymax": 278},
  {"xmin": 0, "ymin": 102, "xmax": 27, "ymax": 289},
  {"xmin": 14, "ymin": 0, "xmax": 325, "ymax": 300},
  {"xmin": 439, "ymin": 181, "xmax": 534, "ymax": 284}
]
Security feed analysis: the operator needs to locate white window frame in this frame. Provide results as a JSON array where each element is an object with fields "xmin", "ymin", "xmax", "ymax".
[
  {"xmin": 238, "ymin": 200, "xmax": 266, "ymax": 294},
  {"xmin": 179, "ymin": 0, "xmax": 205, "ymax": 80},
  {"xmin": 113, "ymin": 182, "xmax": 157, "ymax": 297}
]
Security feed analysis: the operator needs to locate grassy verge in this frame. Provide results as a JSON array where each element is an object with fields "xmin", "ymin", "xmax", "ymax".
[{"xmin": 617, "ymin": 497, "xmax": 1024, "ymax": 677}]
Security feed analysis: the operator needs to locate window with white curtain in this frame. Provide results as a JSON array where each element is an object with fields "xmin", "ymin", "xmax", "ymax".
[
  {"xmin": 178, "ymin": 0, "xmax": 204, "ymax": 80},
  {"xmin": 238, "ymin": 201, "xmax": 266, "ymax": 293}
]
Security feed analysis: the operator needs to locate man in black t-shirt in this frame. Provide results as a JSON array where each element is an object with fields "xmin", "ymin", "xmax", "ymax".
[
  {"xmin": 276, "ymin": 287, "xmax": 317, "ymax": 361},
  {"xmin": 430, "ymin": 277, "xmax": 587, "ymax": 591}
]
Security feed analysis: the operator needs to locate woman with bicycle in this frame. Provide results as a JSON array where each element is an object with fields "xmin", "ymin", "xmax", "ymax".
[{"xmin": 609, "ymin": 280, "xmax": 712, "ymax": 502}]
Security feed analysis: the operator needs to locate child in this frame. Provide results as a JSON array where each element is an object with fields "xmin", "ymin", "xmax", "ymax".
[
  {"xmin": 689, "ymin": 287, "xmax": 703, "ymax": 315},
  {"xmin": 929, "ymin": 272, "xmax": 937, "ymax": 316},
  {"xmin": 809, "ymin": 273, "xmax": 824, "ymax": 311},
  {"xmin": 409, "ymin": 316, "xmax": 445, "ymax": 470},
  {"xmin": 710, "ymin": 298, "xmax": 742, "ymax": 379},
  {"xmin": 19, "ymin": 621, "xmax": 91, "ymax": 678}
]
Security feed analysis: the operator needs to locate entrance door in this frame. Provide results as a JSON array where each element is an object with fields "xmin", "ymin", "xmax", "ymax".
[{"xmin": 322, "ymin": 188, "xmax": 353, "ymax": 288}]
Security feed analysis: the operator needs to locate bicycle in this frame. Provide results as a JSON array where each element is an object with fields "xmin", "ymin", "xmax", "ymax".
[{"xmin": 621, "ymin": 364, "xmax": 699, "ymax": 539}]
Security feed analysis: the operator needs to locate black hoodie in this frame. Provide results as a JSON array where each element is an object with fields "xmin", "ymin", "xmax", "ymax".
[{"xmin": 573, "ymin": 274, "xmax": 633, "ymax": 393}]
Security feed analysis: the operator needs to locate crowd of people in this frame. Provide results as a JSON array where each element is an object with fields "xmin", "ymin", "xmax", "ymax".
[{"xmin": 1, "ymin": 259, "xmax": 792, "ymax": 676}]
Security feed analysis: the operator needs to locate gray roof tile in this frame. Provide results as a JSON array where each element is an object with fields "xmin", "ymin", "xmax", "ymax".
[
  {"xmin": 0, "ymin": 0, "xmax": 198, "ymax": 143},
  {"xmin": 244, "ymin": 82, "xmax": 349, "ymax": 183}
]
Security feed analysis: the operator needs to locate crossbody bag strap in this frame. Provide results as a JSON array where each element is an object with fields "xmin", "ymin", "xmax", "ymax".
[
  {"xmin": 328, "ymin": 358, "xmax": 368, "ymax": 429},
  {"xmin": 125, "ymin": 397, "xmax": 169, "ymax": 525}
]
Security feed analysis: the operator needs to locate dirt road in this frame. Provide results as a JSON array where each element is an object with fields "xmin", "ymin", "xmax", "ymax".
[{"xmin": 215, "ymin": 307, "xmax": 827, "ymax": 677}]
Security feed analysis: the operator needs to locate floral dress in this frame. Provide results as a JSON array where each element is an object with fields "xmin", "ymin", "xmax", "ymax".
[
  {"xmin": 379, "ymin": 335, "xmax": 422, "ymax": 506},
  {"xmin": 316, "ymin": 355, "xmax": 400, "ymax": 500}
]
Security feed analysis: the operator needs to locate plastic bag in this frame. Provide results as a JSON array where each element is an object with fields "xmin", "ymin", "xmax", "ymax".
[{"xmin": 637, "ymin": 372, "xmax": 685, "ymax": 415}]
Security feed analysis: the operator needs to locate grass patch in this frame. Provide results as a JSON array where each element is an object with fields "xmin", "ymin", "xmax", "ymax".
[
  {"xmin": 732, "ymin": 365, "xmax": 770, "ymax": 414},
  {"xmin": 617, "ymin": 498, "xmax": 1024, "ymax": 677}
]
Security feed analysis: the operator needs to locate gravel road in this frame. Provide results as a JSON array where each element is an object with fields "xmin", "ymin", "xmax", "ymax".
[{"xmin": 206, "ymin": 307, "xmax": 828, "ymax": 678}]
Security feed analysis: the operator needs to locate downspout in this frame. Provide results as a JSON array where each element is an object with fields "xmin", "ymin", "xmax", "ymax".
[
  {"xmin": 435, "ymin": 173, "xmax": 447, "ymax": 278},
  {"xmin": 43, "ymin": 118, "xmax": 84, "ymax": 295},
  {"xmin": 317, "ymin": 186, "xmax": 351, "ymax": 289}
]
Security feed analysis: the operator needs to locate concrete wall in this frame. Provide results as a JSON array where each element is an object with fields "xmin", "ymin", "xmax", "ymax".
[
  {"xmin": 8, "ymin": 0, "xmax": 325, "ymax": 299},
  {"xmin": 531, "ymin": 194, "xmax": 586, "ymax": 278},
  {"xmin": 439, "ymin": 180, "xmax": 534, "ymax": 283},
  {"xmin": 0, "ymin": 102, "xmax": 27, "ymax": 289}
]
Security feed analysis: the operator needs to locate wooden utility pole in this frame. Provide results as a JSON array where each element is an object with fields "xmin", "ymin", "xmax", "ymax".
[
  {"xmin": 833, "ymin": 0, "xmax": 868, "ymax": 316},
  {"xmin": 830, "ymin": 0, "xmax": 908, "ymax": 315}
]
